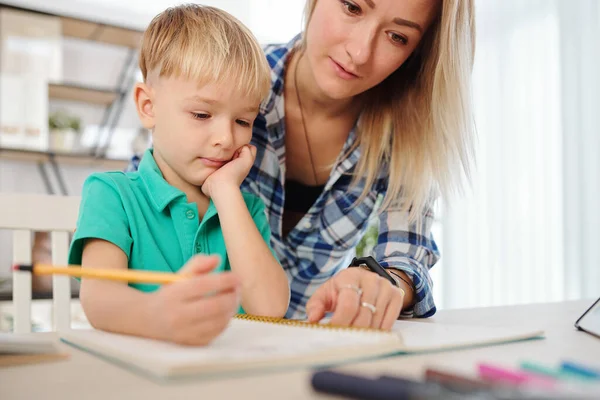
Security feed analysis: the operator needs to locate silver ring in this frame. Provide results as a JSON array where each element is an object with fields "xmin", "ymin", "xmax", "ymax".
[
  {"xmin": 361, "ymin": 301, "xmax": 377, "ymax": 314},
  {"xmin": 338, "ymin": 283, "xmax": 363, "ymax": 297}
]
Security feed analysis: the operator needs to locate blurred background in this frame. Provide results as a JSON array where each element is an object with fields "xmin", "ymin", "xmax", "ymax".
[{"xmin": 0, "ymin": 0, "xmax": 598, "ymax": 331}]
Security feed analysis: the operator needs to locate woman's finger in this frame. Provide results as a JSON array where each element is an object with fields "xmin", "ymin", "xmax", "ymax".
[
  {"xmin": 329, "ymin": 280, "xmax": 362, "ymax": 327},
  {"xmin": 351, "ymin": 272, "xmax": 380, "ymax": 328},
  {"xmin": 306, "ymin": 281, "xmax": 336, "ymax": 323},
  {"xmin": 371, "ymin": 279, "xmax": 393, "ymax": 329},
  {"xmin": 381, "ymin": 287, "xmax": 405, "ymax": 330}
]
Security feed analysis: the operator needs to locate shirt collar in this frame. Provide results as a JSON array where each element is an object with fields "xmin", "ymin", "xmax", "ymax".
[
  {"xmin": 259, "ymin": 34, "xmax": 301, "ymax": 117},
  {"xmin": 138, "ymin": 149, "xmax": 186, "ymax": 212}
]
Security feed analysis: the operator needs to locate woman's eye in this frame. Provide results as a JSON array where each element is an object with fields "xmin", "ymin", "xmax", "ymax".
[
  {"xmin": 341, "ymin": 0, "xmax": 361, "ymax": 15},
  {"xmin": 192, "ymin": 112, "xmax": 210, "ymax": 120},
  {"xmin": 389, "ymin": 32, "xmax": 408, "ymax": 46}
]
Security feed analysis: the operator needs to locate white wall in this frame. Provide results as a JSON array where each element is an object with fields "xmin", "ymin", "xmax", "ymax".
[{"xmin": 0, "ymin": 0, "xmax": 306, "ymax": 44}]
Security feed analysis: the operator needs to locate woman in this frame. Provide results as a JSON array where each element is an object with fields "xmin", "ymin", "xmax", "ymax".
[{"xmin": 127, "ymin": 0, "xmax": 475, "ymax": 330}]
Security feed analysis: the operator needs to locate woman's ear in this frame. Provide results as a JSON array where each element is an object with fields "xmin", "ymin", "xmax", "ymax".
[{"xmin": 133, "ymin": 83, "xmax": 155, "ymax": 129}]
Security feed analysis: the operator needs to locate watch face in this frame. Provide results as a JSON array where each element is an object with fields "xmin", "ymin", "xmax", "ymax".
[{"xmin": 576, "ymin": 297, "xmax": 600, "ymax": 338}]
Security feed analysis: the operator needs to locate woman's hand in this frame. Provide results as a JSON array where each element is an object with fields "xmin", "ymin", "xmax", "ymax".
[
  {"xmin": 306, "ymin": 267, "xmax": 405, "ymax": 331},
  {"xmin": 202, "ymin": 145, "xmax": 256, "ymax": 198}
]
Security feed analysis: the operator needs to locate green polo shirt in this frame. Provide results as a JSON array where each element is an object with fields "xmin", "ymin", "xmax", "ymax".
[{"xmin": 68, "ymin": 149, "xmax": 275, "ymax": 306}]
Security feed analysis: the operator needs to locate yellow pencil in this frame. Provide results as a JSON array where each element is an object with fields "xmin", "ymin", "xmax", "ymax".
[{"xmin": 13, "ymin": 263, "xmax": 185, "ymax": 285}]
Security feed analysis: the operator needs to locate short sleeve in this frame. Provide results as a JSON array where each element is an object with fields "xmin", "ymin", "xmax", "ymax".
[
  {"xmin": 68, "ymin": 174, "xmax": 133, "ymax": 265},
  {"xmin": 246, "ymin": 193, "xmax": 279, "ymax": 262}
]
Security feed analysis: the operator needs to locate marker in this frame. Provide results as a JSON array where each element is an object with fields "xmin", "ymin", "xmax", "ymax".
[
  {"xmin": 519, "ymin": 361, "xmax": 591, "ymax": 381},
  {"xmin": 560, "ymin": 361, "xmax": 600, "ymax": 380},
  {"xmin": 424, "ymin": 367, "xmax": 495, "ymax": 392},
  {"xmin": 478, "ymin": 363, "xmax": 556, "ymax": 389}
]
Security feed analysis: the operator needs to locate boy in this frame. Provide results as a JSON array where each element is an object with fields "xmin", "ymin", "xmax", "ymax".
[{"xmin": 68, "ymin": 5, "xmax": 290, "ymax": 346}]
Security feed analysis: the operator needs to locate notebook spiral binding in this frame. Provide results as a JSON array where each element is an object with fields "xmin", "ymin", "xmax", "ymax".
[{"xmin": 234, "ymin": 314, "xmax": 384, "ymax": 333}]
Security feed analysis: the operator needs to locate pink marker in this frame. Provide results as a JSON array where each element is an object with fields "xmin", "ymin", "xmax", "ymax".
[{"xmin": 478, "ymin": 363, "xmax": 556, "ymax": 389}]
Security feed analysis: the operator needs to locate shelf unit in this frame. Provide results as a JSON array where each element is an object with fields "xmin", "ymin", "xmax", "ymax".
[
  {"xmin": 0, "ymin": 3, "xmax": 142, "ymax": 158},
  {"xmin": 0, "ymin": 4, "xmax": 144, "ymax": 306},
  {"xmin": 60, "ymin": 15, "xmax": 143, "ymax": 48},
  {"xmin": 0, "ymin": 147, "xmax": 128, "ymax": 169},
  {"xmin": 48, "ymin": 82, "xmax": 120, "ymax": 106},
  {"xmin": 0, "ymin": 4, "xmax": 142, "ymax": 194}
]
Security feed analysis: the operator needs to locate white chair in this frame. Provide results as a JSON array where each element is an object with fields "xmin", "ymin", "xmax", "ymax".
[{"xmin": 0, "ymin": 193, "xmax": 80, "ymax": 333}]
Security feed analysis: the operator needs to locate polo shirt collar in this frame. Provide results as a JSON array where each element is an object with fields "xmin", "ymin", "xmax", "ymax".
[{"xmin": 138, "ymin": 149, "xmax": 186, "ymax": 212}]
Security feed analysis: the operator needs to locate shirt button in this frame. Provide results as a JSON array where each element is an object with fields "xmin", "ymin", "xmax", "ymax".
[
  {"xmin": 195, "ymin": 244, "xmax": 202, "ymax": 253},
  {"xmin": 186, "ymin": 210, "xmax": 195, "ymax": 219}
]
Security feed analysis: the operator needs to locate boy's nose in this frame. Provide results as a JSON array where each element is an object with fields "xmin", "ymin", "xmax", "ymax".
[{"xmin": 212, "ymin": 124, "xmax": 234, "ymax": 149}]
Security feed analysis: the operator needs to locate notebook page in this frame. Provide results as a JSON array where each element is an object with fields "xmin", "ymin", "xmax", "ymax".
[
  {"xmin": 61, "ymin": 318, "xmax": 399, "ymax": 369},
  {"xmin": 0, "ymin": 333, "xmax": 61, "ymax": 355},
  {"xmin": 392, "ymin": 320, "xmax": 544, "ymax": 353}
]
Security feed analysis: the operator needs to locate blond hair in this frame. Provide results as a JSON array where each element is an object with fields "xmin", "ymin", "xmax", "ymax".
[
  {"xmin": 303, "ymin": 0, "xmax": 476, "ymax": 221},
  {"xmin": 139, "ymin": 4, "xmax": 271, "ymax": 102}
]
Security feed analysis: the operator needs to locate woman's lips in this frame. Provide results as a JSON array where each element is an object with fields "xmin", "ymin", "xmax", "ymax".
[{"xmin": 329, "ymin": 57, "xmax": 360, "ymax": 80}]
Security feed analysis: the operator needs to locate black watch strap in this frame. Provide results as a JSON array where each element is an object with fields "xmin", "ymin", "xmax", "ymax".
[{"xmin": 349, "ymin": 256, "xmax": 398, "ymax": 287}]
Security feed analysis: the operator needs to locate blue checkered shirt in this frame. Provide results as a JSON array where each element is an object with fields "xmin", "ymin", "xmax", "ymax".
[{"xmin": 126, "ymin": 36, "xmax": 440, "ymax": 319}]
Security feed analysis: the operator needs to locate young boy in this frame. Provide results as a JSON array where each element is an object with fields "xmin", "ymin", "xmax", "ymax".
[{"xmin": 68, "ymin": 5, "xmax": 290, "ymax": 346}]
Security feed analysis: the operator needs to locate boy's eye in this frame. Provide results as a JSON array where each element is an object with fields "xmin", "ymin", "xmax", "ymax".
[
  {"xmin": 236, "ymin": 119, "xmax": 251, "ymax": 128},
  {"xmin": 192, "ymin": 112, "xmax": 210, "ymax": 120}
]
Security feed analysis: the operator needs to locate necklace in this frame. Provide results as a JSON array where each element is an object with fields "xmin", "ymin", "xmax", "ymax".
[{"xmin": 292, "ymin": 49, "xmax": 320, "ymax": 186}]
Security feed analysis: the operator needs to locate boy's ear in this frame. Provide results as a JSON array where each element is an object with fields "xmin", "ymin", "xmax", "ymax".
[{"xmin": 133, "ymin": 83, "xmax": 155, "ymax": 129}]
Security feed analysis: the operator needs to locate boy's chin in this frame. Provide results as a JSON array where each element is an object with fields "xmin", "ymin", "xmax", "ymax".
[{"xmin": 182, "ymin": 171, "xmax": 209, "ymax": 188}]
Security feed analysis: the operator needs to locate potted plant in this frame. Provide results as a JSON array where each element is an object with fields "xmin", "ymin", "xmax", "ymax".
[{"xmin": 48, "ymin": 110, "xmax": 82, "ymax": 152}]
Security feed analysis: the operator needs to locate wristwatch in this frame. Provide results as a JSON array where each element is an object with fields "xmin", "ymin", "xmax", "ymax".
[{"xmin": 349, "ymin": 256, "xmax": 398, "ymax": 287}]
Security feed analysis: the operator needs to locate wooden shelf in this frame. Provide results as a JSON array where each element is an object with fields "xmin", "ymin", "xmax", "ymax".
[
  {"xmin": 48, "ymin": 83, "xmax": 119, "ymax": 105},
  {"xmin": 0, "ymin": 147, "xmax": 129, "ymax": 169},
  {"xmin": 0, "ymin": 5, "xmax": 143, "ymax": 49},
  {"xmin": 61, "ymin": 16, "xmax": 143, "ymax": 48}
]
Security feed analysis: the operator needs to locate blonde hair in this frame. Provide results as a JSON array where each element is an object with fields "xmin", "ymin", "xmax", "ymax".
[
  {"xmin": 139, "ymin": 4, "xmax": 271, "ymax": 102},
  {"xmin": 303, "ymin": 0, "xmax": 476, "ymax": 221}
]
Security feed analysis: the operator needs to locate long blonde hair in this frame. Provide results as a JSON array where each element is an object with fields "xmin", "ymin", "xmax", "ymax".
[{"xmin": 303, "ymin": 0, "xmax": 476, "ymax": 221}]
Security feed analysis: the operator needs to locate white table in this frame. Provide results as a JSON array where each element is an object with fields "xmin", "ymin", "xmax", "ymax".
[{"xmin": 1, "ymin": 300, "xmax": 599, "ymax": 400}]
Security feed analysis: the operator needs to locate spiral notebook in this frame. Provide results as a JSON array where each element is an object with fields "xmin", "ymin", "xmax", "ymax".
[
  {"xmin": 0, "ymin": 333, "xmax": 69, "ymax": 367},
  {"xmin": 59, "ymin": 315, "xmax": 544, "ymax": 379}
]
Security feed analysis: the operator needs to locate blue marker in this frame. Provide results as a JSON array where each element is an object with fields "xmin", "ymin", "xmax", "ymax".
[{"xmin": 560, "ymin": 361, "xmax": 600, "ymax": 380}]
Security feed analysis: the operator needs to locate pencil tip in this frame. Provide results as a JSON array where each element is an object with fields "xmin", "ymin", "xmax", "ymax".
[{"xmin": 12, "ymin": 264, "xmax": 33, "ymax": 272}]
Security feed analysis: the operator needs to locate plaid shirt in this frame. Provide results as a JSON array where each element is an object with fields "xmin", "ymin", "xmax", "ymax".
[{"xmin": 127, "ymin": 36, "xmax": 440, "ymax": 319}]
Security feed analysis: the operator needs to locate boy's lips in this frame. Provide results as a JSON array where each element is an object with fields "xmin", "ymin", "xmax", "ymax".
[{"xmin": 200, "ymin": 157, "xmax": 228, "ymax": 167}]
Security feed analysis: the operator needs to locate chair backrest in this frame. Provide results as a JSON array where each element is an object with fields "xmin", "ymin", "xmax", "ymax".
[{"xmin": 0, "ymin": 193, "xmax": 80, "ymax": 333}]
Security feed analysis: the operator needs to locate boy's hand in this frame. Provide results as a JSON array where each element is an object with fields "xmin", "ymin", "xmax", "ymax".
[
  {"xmin": 202, "ymin": 145, "xmax": 256, "ymax": 198},
  {"xmin": 147, "ymin": 255, "xmax": 241, "ymax": 346}
]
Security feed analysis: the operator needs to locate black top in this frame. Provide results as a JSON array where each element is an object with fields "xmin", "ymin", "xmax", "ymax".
[{"xmin": 284, "ymin": 179, "xmax": 325, "ymax": 214}]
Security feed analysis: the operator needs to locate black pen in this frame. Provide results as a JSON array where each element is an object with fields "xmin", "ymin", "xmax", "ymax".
[{"xmin": 311, "ymin": 370, "xmax": 473, "ymax": 400}]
